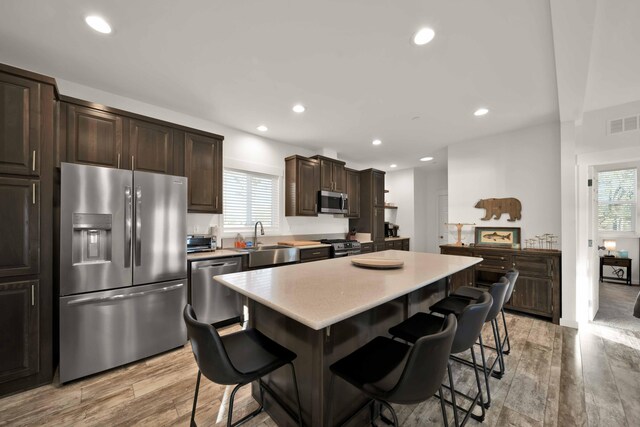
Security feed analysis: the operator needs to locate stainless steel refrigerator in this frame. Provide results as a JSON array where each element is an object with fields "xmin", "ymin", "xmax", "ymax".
[{"xmin": 59, "ymin": 163, "xmax": 188, "ymax": 383}]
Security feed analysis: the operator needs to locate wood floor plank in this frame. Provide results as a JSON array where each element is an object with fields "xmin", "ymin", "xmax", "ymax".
[
  {"xmin": 4, "ymin": 312, "xmax": 639, "ymax": 427},
  {"xmin": 556, "ymin": 328, "xmax": 587, "ymax": 427}
]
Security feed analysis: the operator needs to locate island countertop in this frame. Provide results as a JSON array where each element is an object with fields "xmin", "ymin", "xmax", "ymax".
[{"xmin": 215, "ymin": 250, "xmax": 481, "ymax": 330}]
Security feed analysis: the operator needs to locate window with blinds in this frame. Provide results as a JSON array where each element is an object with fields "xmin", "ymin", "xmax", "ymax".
[
  {"xmin": 223, "ymin": 169, "xmax": 279, "ymax": 230},
  {"xmin": 597, "ymin": 168, "xmax": 637, "ymax": 232}
]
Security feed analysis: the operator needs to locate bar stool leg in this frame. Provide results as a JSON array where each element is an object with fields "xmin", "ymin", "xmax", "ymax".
[
  {"xmin": 190, "ymin": 370, "xmax": 202, "ymax": 427},
  {"xmin": 379, "ymin": 401, "xmax": 399, "ymax": 426},
  {"xmin": 501, "ymin": 309, "xmax": 511, "ymax": 355},
  {"xmin": 439, "ymin": 385, "xmax": 449, "ymax": 427},
  {"xmin": 477, "ymin": 334, "xmax": 491, "ymax": 409},
  {"xmin": 470, "ymin": 347, "xmax": 486, "ymax": 423},
  {"xmin": 491, "ymin": 320, "xmax": 505, "ymax": 379},
  {"xmin": 288, "ymin": 363, "xmax": 304, "ymax": 426},
  {"xmin": 447, "ymin": 362, "xmax": 461, "ymax": 427}
]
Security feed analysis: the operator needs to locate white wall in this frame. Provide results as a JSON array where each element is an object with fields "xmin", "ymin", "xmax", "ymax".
[
  {"xmin": 420, "ymin": 168, "xmax": 448, "ymax": 253},
  {"xmin": 448, "ymin": 122, "xmax": 562, "ymax": 247},
  {"xmin": 385, "ymin": 168, "xmax": 415, "ymax": 244},
  {"xmin": 57, "ymin": 79, "xmax": 355, "ymax": 240},
  {"xmin": 580, "ymin": 99, "xmax": 640, "ymax": 154}
]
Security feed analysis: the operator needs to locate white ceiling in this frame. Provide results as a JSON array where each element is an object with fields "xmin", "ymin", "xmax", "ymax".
[
  {"xmin": 0, "ymin": 0, "xmax": 560, "ymax": 170},
  {"xmin": 583, "ymin": 1, "xmax": 640, "ymax": 112}
]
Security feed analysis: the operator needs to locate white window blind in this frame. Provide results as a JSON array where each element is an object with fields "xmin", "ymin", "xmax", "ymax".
[
  {"xmin": 223, "ymin": 169, "xmax": 279, "ymax": 229},
  {"xmin": 597, "ymin": 168, "xmax": 637, "ymax": 232}
]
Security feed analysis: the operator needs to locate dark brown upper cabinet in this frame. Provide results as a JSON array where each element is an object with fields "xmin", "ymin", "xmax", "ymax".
[
  {"xmin": 66, "ymin": 104, "xmax": 124, "ymax": 169},
  {"xmin": 128, "ymin": 119, "xmax": 174, "ymax": 174},
  {"xmin": 0, "ymin": 177, "xmax": 40, "ymax": 278},
  {"xmin": 373, "ymin": 170, "xmax": 385, "ymax": 207},
  {"xmin": 0, "ymin": 279, "xmax": 39, "ymax": 383},
  {"xmin": 345, "ymin": 167, "xmax": 360, "ymax": 218},
  {"xmin": 311, "ymin": 155, "xmax": 346, "ymax": 193},
  {"xmin": 285, "ymin": 155, "xmax": 319, "ymax": 216},
  {"xmin": 348, "ymin": 169, "xmax": 386, "ymax": 242},
  {"xmin": 0, "ymin": 74, "xmax": 41, "ymax": 176},
  {"xmin": 185, "ymin": 132, "xmax": 223, "ymax": 213}
]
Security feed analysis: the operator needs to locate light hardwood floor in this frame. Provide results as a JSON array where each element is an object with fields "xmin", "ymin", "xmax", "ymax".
[{"xmin": 1, "ymin": 312, "xmax": 640, "ymax": 426}]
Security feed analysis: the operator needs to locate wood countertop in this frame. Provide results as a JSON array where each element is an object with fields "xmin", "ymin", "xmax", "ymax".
[{"xmin": 215, "ymin": 250, "xmax": 481, "ymax": 330}]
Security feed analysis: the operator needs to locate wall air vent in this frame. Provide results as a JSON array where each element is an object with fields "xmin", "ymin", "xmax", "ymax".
[{"xmin": 608, "ymin": 115, "xmax": 639, "ymax": 135}]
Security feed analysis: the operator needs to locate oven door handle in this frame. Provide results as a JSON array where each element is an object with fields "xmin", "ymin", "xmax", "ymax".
[{"xmin": 334, "ymin": 252, "xmax": 349, "ymax": 258}]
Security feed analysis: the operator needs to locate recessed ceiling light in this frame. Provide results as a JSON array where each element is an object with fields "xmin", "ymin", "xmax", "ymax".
[
  {"xmin": 85, "ymin": 15, "xmax": 112, "ymax": 34},
  {"xmin": 413, "ymin": 28, "xmax": 435, "ymax": 46},
  {"xmin": 420, "ymin": 157, "xmax": 434, "ymax": 162},
  {"xmin": 474, "ymin": 108, "xmax": 489, "ymax": 116},
  {"xmin": 292, "ymin": 104, "xmax": 305, "ymax": 113},
  {"xmin": 390, "ymin": 164, "xmax": 397, "ymax": 168},
  {"xmin": 372, "ymin": 139, "xmax": 382, "ymax": 146},
  {"xmin": 256, "ymin": 125, "xmax": 268, "ymax": 132}
]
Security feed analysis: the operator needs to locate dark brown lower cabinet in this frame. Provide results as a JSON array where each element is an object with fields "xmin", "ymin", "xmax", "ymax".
[
  {"xmin": 0, "ymin": 279, "xmax": 39, "ymax": 383},
  {"xmin": 440, "ymin": 245, "xmax": 561, "ymax": 324},
  {"xmin": 360, "ymin": 242, "xmax": 373, "ymax": 253}
]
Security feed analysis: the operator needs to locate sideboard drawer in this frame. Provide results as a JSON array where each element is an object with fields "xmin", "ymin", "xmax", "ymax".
[
  {"xmin": 475, "ymin": 253, "xmax": 511, "ymax": 271},
  {"xmin": 514, "ymin": 255, "xmax": 552, "ymax": 277}
]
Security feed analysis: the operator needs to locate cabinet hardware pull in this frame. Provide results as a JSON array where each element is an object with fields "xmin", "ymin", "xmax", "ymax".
[
  {"xmin": 31, "ymin": 284, "xmax": 35, "ymax": 306},
  {"xmin": 314, "ymin": 203, "xmax": 317, "ymax": 213},
  {"xmin": 131, "ymin": 156, "xmax": 135, "ymax": 170},
  {"xmin": 215, "ymin": 196, "xmax": 218, "ymax": 208},
  {"xmin": 32, "ymin": 150, "xmax": 36, "ymax": 171},
  {"xmin": 117, "ymin": 153, "xmax": 121, "ymax": 169},
  {"xmin": 501, "ymin": 266, "xmax": 504, "ymax": 270},
  {"xmin": 312, "ymin": 252, "xmax": 321, "ymax": 255},
  {"xmin": 32, "ymin": 183, "xmax": 36, "ymax": 205},
  {"xmin": 500, "ymin": 257, "xmax": 505, "ymax": 260}
]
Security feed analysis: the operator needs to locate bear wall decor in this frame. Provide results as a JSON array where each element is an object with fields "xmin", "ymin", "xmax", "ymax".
[{"xmin": 475, "ymin": 198, "xmax": 522, "ymax": 221}]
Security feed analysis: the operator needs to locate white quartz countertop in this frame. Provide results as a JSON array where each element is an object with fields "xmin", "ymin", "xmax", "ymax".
[
  {"xmin": 215, "ymin": 250, "xmax": 481, "ymax": 330},
  {"xmin": 187, "ymin": 249, "xmax": 244, "ymax": 261}
]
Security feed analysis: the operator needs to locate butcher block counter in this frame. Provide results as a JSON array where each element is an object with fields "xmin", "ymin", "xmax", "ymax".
[{"xmin": 215, "ymin": 250, "xmax": 480, "ymax": 426}]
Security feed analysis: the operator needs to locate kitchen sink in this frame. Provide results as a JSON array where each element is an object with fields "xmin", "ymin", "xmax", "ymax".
[{"xmin": 233, "ymin": 245, "xmax": 299, "ymax": 268}]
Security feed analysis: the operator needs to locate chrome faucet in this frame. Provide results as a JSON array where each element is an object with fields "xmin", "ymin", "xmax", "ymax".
[{"xmin": 254, "ymin": 221, "xmax": 264, "ymax": 247}]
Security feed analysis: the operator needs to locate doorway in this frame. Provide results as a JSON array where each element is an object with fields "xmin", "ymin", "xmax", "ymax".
[
  {"xmin": 437, "ymin": 192, "xmax": 448, "ymax": 251},
  {"xmin": 585, "ymin": 160, "xmax": 640, "ymax": 332}
]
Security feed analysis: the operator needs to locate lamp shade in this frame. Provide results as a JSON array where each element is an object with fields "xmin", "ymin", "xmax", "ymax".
[{"xmin": 604, "ymin": 240, "xmax": 617, "ymax": 251}]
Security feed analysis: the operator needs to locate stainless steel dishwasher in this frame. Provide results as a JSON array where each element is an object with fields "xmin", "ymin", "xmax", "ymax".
[{"xmin": 190, "ymin": 257, "xmax": 244, "ymax": 326}]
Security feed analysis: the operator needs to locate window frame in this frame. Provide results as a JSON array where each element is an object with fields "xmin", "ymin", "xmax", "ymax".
[
  {"xmin": 596, "ymin": 166, "xmax": 637, "ymax": 236},
  {"xmin": 222, "ymin": 167, "xmax": 280, "ymax": 235}
]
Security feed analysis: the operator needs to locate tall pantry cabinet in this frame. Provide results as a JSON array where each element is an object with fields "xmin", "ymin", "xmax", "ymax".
[{"xmin": 0, "ymin": 64, "xmax": 55, "ymax": 396}]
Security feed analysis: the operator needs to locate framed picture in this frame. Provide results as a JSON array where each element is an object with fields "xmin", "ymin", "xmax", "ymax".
[{"xmin": 474, "ymin": 227, "xmax": 521, "ymax": 247}]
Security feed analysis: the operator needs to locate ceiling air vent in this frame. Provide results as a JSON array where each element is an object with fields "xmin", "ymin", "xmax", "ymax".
[
  {"xmin": 623, "ymin": 115, "xmax": 638, "ymax": 132},
  {"xmin": 608, "ymin": 115, "xmax": 640, "ymax": 135},
  {"xmin": 609, "ymin": 118, "xmax": 624, "ymax": 134}
]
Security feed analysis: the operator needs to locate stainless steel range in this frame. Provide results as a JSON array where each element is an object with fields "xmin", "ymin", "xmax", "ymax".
[{"xmin": 319, "ymin": 239, "xmax": 361, "ymax": 257}]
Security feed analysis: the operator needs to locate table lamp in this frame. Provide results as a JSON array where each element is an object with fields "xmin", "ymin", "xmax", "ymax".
[{"xmin": 603, "ymin": 240, "xmax": 616, "ymax": 257}]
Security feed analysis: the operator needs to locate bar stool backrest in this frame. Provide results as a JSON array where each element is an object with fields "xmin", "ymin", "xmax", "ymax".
[
  {"xmin": 183, "ymin": 304, "xmax": 243, "ymax": 385},
  {"xmin": 451, "ymin": 292, "xmax": 492, "ymax": 354},
  {"xmin": 379, "ymin": 314, "xmax": 457, "ymax": 404},
  {"xmin": 485, "ymin": 277, "xmax": 510, "ymax": 322},
  {"xmin": 504, "ymin": 269, "xmax": 519, "ymax": 303}
]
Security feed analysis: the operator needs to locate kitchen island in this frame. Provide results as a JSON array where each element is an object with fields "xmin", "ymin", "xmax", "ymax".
[{"xmin": 215, "ymin": 250, "xmax": 481, "ymax": 426}]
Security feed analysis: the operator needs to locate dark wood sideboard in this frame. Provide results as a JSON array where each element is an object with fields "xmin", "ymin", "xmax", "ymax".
[{"xmin": 441, "ymin": 245, "xmax": 561, "ymax": 324}]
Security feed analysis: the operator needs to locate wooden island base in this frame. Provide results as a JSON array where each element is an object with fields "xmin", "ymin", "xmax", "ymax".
[{"xmin": 249, "ymin": 279, "xmax": 447, "ymax": 427}]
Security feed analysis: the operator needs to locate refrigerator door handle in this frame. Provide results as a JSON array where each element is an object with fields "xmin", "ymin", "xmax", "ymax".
[
  {"xmin": 66, "ymin": 283, "xmax": 184, "ymax": 306},
  {"xmin": 124, "ymin": 186, "xmax": 132, "ymax": 268},
  {"xmin": 135, "ymin": 186, "xmax": 142, "ymax": 266}
]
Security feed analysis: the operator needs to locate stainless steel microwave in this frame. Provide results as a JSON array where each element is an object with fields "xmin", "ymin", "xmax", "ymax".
[{"xmin": 318, "ymin": 190, "xmax": 348, "ymax": 214}]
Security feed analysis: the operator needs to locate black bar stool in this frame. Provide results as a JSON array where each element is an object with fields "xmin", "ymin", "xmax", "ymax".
[
  {"xmin": 328, "ymin": 314, "xmax": 457, "ymax": 426},
  {"xmin": 389, "ymin": 294, "xmax": 492, "ymax": 427},
  {"xmin": 453, "ymin": 269, "xmax": 519, "ymax": 355},
  {"xmin": 183, "ymin": 305, "xmax": 303, "ymax": 427},
  {"xmin": 430, "ymin": 277, "xmax": 510, "ymax": 409}
]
